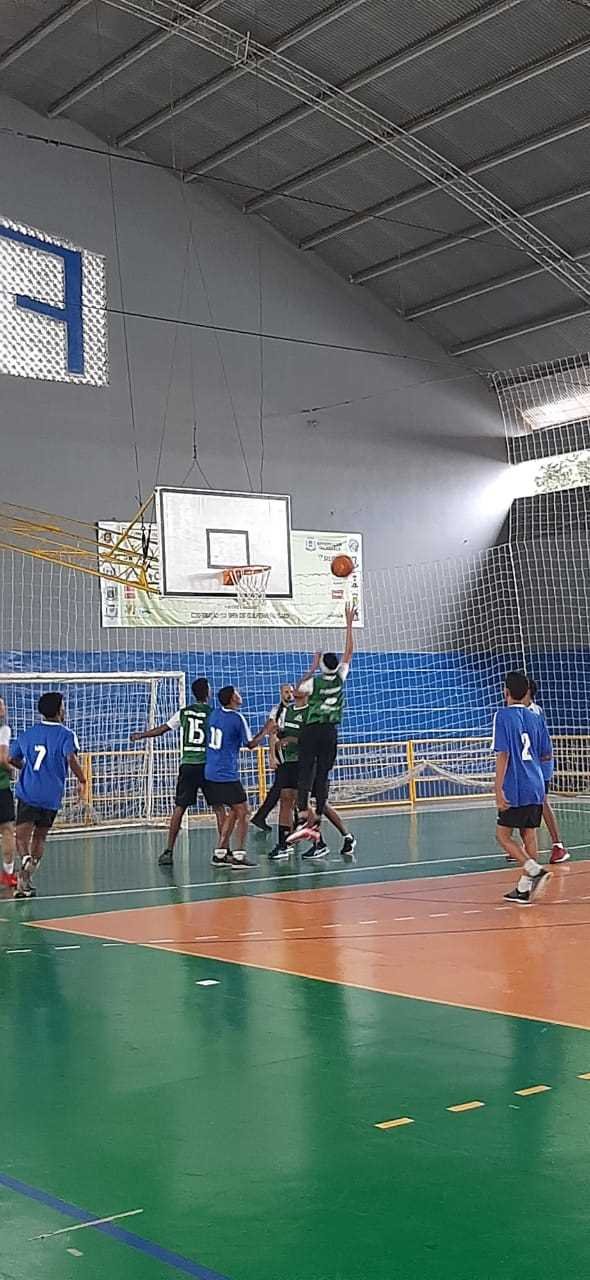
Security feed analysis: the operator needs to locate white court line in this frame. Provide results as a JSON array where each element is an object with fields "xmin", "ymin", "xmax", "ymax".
[
  {"xmin": 358, "ymin": 919, "xmax": 378, "ymax": 924},
  {"xmin": 6, "ymin": 948, "xmax": 32, "ymax": 954},
  {"xmin": 33, "ymin": 1208, "xmax": 143, "ymax": 1240},
  {"xmin": 463, "ymin": 910, "xmax": 481, "ymax": 915},
  {"xmin": 283, "ymin": 927, "xmax": 304, "ymax": 932},
  {"xmin": 394, "ymin": 916, "xmax": 415, "ymax": 922},
  {"xmin": 239, "ymin": 931, "xmax": 263, "ymax": 937},
  {"xmin": 54, "ymin": 945, "xmax": 80, "ymax": 951},
  {"xmin": 102, "ymin": 942, "xmax": 122, "ymax": 947},
  {"xmin": 11, "ymin": 844, "xmax": 590, "ymax": 910},
  {"xmin": 67, "ymin": 1248, "xmax": 83, "ymax": 1257},
  {"xmin": 429, "ymin": 913, "xmax": 448, "ymax": 918},
  {"xmin": 323, "ymin": 923, "xmax": 345, "ymax": 928},
  {"xmin": 194, "ymin": 935, "xmax": 220, "ymax": 941}
]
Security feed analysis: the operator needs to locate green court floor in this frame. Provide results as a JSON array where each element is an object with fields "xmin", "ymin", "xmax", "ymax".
[{"xmin": 2, "ymin": 803, "xmax": 590, "ymax": 1280}]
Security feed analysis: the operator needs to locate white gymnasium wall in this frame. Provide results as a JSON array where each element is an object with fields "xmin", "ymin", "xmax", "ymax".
[{"xmin": 0, "ymin": 92, "xmax": 509, "ymax": 572}]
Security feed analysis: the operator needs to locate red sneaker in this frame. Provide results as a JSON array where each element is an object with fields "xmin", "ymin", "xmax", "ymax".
[
  {"xmin": 0, "ymin": 868, "xmax": 17, "ymax": 888},
  {"xmin": 550, "ymin": 844, "xmax": 570, "ymax": 864}
]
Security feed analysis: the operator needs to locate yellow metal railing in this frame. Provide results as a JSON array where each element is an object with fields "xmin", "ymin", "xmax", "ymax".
[{"xmin": 53, "ymin": 734, "xmax": 590, "ymax": 829}]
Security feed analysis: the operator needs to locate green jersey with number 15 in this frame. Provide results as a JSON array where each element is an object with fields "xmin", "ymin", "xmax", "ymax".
[{"xmin": 168, "ymin": 702, "xmax": 211, "ymax": 765}]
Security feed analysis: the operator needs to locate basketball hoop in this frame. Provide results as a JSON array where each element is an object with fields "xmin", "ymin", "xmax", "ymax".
[{"xmin": 222, "ymin": 565, "xmax": 271, "ymax": 610}]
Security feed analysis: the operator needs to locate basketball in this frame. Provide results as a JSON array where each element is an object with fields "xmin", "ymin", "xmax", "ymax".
[{"xmin": 331, "ymin": 554, "xmax": 355, "ymax": 578}]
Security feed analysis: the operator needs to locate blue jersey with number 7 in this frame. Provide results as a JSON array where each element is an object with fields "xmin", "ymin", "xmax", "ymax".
[
  {"xmin": 11, "ymin": 721, "xmax": 80, "ymax": 811},
  {"xmin": 492, "ymin": 705, "xmax": 552, "ymax": 806}
]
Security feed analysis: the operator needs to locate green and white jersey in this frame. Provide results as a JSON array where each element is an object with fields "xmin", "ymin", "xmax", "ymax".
[
  {"xmin": 167, "ymin": 702, "xmax": 211, "ymax": 765},
  {"xmin": 279, "ymin": 704, "xmax": 308, "ymax": 762},
  {"xmin": 302, "ymin": 662, "xmax": 349, "ymax": 725},
  {"xmin": 0, "ymin": 723, "xmax": 11, "ymax": 790}
]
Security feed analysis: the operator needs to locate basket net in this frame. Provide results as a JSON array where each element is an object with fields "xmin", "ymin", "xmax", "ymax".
[{"xmin": 222, "ymin": 565, "xmax": 271, "ymax": 609}]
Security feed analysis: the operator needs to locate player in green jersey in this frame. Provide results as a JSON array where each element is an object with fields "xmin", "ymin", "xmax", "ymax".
[
  {"xmin": 0, "ymin": 695, "xmax": 16, "ymax": 888},
  {"xmin": 288, "ymin": 602, "xmax": 356, "ymax": 852},
  {"xmin": 131, "ymin": 677, "xmax": 224, "ymax": 867},
  {"xmin": 269, "ymin": 690, "xmax": 355, "ymax": 860}
]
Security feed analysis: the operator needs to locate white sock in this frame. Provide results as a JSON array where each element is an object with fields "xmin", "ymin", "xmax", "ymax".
[
  {"xmin": 518, "ymin": 875, "xmax": 532, "ymax": 892},
  {"xmin": 3, "ymin": 860, "xmax": 14, "ymax": 874},
  {"xmin": 233, "ymin": 850, "xmax": 245, "ymax": 860},
  {"xmin": 524, "ymin": 858, "xmax": 541, "ymax": 877},
  {"xmin": 553, "ymin": 842, "xmax": 564, "ymax": 849}
]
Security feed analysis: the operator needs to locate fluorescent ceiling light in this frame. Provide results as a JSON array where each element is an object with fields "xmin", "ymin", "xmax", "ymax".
[{"xmin": 521, "ymin": 389, "xmax": 590, "ymax": 430}]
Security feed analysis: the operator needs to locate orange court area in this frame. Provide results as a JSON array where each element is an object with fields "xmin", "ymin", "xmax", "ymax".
[{"xmin": 33, "ymin": 865, "xmax": 590, "ymax": 1031}]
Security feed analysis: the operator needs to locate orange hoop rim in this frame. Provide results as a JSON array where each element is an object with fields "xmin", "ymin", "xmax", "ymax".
[{"xmin": 222, "ymin": 564, "xmax": 270, "ymax": 586}]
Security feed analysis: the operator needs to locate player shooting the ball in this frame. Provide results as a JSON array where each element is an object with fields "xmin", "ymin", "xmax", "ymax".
[{"xmin": 287, "ymin": 600, "xmax": 356, "ymax": 858}]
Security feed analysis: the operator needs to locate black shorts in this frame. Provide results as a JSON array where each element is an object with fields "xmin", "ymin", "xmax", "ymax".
[
  {"xmin": 0, "ymin": 788, "xmax": 15, "ymax": 825},
  {"xmin": 16, "ymin": 801, "xmax": 57, "ymax": 830},
  {"xmin": 497, "ymin": 804, "xmax": 543, "ymax": 830},
  {"xmin": 175, "ymin": 763, "xmax": 210, "ymax": 809},
  {"xmin": 276, "ymin": 761, "xmax": 299, "ymax": 791},
  {"xmin": 203, "ymin": 780, "xmax": 247, "ymax": 808}
]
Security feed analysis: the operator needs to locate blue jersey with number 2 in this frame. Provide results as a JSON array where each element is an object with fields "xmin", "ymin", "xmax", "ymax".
[
  {"xmin": 205, "ymin": 708, "xmax": 251, "ymax": 782},
  {"xmin": 492, "ymin": 705, "xmax": 552, "ymax": 807},
  {"xmin": 11, "ymin": 721, "xmax": 79, "ymax": 810}
]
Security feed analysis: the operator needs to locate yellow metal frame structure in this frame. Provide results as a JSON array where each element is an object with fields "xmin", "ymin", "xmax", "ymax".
[{"xmin": 0, "ymin": 495, "xmax": 159, "ymax": 593}]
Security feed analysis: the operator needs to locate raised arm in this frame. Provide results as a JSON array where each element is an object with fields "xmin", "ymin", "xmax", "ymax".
[
  {"xmin": 296, "ymin": 651, "xmax": 321, "ymax": 694},
  {"xmin": 343, "ymin": 602, "xmax": 356, "ymax": 665}
]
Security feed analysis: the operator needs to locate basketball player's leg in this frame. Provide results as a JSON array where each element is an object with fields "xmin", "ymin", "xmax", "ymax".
[
  {"xmin": 14, "ymin": 807, "xmax": 55, "ymax": 898},
  {"xmin": 543, "ymin": 786, "xmax": 569, "ymax": 862},
  {"xmin": 208, "ymin": 782, "xmax": 256, "ymax": 868},
  {"xmin": 269, "ymin": 761, "xmax": 298, "ymax": 859},
  {"xmin": 500, "ymin": 807, "xmax": 551, "ymax": 904},
  {"xmin": 0, "ymin": 821, "xmax": 16, "ymax": 887},
  {"xmin": 323, "ymin": 802, "xmax": 356, "ymax": 858}
]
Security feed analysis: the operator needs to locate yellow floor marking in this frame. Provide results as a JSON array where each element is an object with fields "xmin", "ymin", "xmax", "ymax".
[
  {"xmin": 375, "ymin": 1117, "xmax": 414, "ymax": 1130},
  {"xmin": 514, "ymin": 1085, "xmax": 551, "ymax": 1097},
  {"xmin": 577, "ymin": 1073, "xmax": 590, "ymax": 1080},
  {"xmin": 447, "ymin": 1101, "xmax": 485, "ymax": 1113}
]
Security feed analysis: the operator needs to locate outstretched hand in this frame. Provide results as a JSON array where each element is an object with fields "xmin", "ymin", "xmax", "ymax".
[
  {"xmin": 130, "ymin": 730, "xmax": 143, "ymax": 742},
  {"xmin": 344, "ymin": 602, "xmax": 358, "ymax": 625}
]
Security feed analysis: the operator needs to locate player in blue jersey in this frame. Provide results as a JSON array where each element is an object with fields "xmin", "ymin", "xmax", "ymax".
[
  {"xmin": 493, "ymin": 672, "xmax": 554, "ymax": 905},
  {"xmin": 205, "ymin": 686, "xmax": 263, "ymax": 869},
  {"xmin": 9, "ymin": 692, "xmax": 86, "ymax": 899},
  {"xmin": 525, "ymin": 678, "xmax": 569, "ymax": 864}
]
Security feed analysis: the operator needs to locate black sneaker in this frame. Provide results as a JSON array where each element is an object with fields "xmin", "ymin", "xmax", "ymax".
[
  {"xmin": 14, "ymin": 884, "xmax": 36, "ymax": 900},
  {"xmin": 227, "ymin": 852, "xmax": 257, "ymax": 869},
  {"xmin": 158, "ymin": 849, "xmax": 174, "ymax": 867},
  {"xmin": 268, "ymin": 844, "xmax": 289, "ymax": 860},
  {"xmin": 211, "ymin": 850, "xmax": 231, "ymax": 868},
  {"xmin": 303, "ymin": 838, "xmax": 329, "ymax": 860},
  {"xmin": 504, "ymin": 886, "xmax": 531, "ymax": 905},
  {"xmin": 529, "ymin": 867, "xmax": 552, "ymax": 902},
  {"xmin": 251, "ymin": 817, "xmax": 272, "ymax": 834},
  {"xmin": 340, "ymin": 834, "xmax": 356, "ymax": 858}
]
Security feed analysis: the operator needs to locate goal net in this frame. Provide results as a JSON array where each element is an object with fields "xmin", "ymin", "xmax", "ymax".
[{"xmin": 0, "ymin": 672, "xmax": 184, "ymax": 831}]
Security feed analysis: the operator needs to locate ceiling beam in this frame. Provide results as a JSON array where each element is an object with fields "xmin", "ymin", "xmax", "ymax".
[
  {"xmin": 116, "ymin": 0, "xmax": 372, "ymax": 148},
  {"xmin": 450, "ymin": 305, "xmax": 590, "ymax": 355},
  {"xmin": 47, "ymin": 0, "xmax": 224, "ymax": 118},
  {"xmin": 102, "ymin": 1, "xmax": 590, "ymax": 310},
  {"xmin": 351, "ymin": 183, "xmax": 590, "ymax": 284},
  {"xmin": 406, "ymin": 244, "xmax": 590, "ymax": 319},
  {"xmin": 293, "ymin": 110, "xmax": 590, "ymax": 256},
  {"xmin": 0, "ymin": 0, "xmax": 90, "ymax": 70},
  {"xmin": 183, "ymin": 0, "xmax": 525, "ymax": 181},
  {"xmin": 287, "ymin": 35, "xmax": 590, "ymax": 238}
]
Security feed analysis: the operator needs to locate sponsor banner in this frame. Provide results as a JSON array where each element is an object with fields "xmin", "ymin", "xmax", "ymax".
[{"xmin": 99, "ymin": 524, "xmax": 363, "ymax": 628}]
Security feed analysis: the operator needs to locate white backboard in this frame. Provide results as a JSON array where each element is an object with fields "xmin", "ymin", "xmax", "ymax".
[{"xmin": 156, "ymin": 488, "xmax": 292, "ymax": 597}]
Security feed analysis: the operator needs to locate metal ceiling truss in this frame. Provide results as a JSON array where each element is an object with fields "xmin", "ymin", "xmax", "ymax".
[
  {"xmin": 299, "ymin": 110, "xmax": 590, "ymax": 254},
  {"xmin": 288, "ymin": 34, "xmax": 590, "ymax": 238},
  {"xmin": 406, "ymin": 244, "xmax": 590, "ymax": 321},
  {"xmin": 351, "ymin": 183, "xmax": 590, "ymax": 285},
  {"xmin": 48, "ymin": 0, "xmax": 224, "ymax": 118},
  {"xmin": 103, "ymin": 0, "xmax": 590, "ymax": 309},
  {"xmin": 0, "ymin": 0, "xmax": 91, "ymax": 70},
  {"xmin": 181, "ymin": 0, "xmax": 526, "ymax": 183},
  {"xmin": 115, "ymin": 0, "xmax": 373, "ymax": 148},
  {"xmin": 450, "ymin": 305, "xmax": 590, "ymax": 355}
]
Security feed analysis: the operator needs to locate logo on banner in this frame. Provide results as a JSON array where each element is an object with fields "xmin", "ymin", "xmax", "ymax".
[{"xmin": 0, "ymin": 215, "xmax": 108, "ymax": 385}]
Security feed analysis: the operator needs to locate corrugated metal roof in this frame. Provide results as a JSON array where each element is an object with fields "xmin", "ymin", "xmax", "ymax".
[{"xmin": 2, "ymin": 0, "xmax": 590, "ymax": 366}]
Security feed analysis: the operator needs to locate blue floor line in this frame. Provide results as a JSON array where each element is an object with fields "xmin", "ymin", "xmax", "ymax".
[{"xmin": 0, "ymin": 1171, "xmax": 232, "ymax": 1280}]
